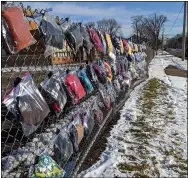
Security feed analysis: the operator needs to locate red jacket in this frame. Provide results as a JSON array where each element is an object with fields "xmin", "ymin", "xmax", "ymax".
[
  {"xmin": 89, "ymin": 29, "xmax": 103, "ymax": 52},
  {"xmin": 65, "ymin": 73, "xmax": 86, "ymax": 104},
  {"xmin": 122, "ymin": 39, "xmax": 129, "ymax": 52}
]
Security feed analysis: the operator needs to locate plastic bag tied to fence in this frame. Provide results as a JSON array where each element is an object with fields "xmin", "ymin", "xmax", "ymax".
[
  {"xmin": 63, "ymin": 70, "xmax": 86, "ymax": 105},
  {"xmin": 103, "ymin": 61, "xmax": 113, "ymax": 82},
  {"xmin": 89, "ymin": 28, "xmax": 103, "ymax": 52},
  {"xmin": 106, "ymin": 82, "xmax": 117, "ymax": 103},
  {"xmin": 97, "ymin": 30, "xmax": 107, "ymax": 54},
  {"xmin": 80, "ymin": 25, "xmax": 92, "ymax": 54},
  {"xmin": 111, "ymin": 34, "xmax": 121, "ymax": 55},
  {"xmin": 98, "ymin": 83, "xmax": 111, "ymax": 109},
  {"xmin": 80, "ymin": 107, "xmax": 95, "ymax": 137},
  {"xmin": 91, "ymin": 98, "xmax": 104, "ymax": 125},
  {"xmin": 2, "ymin": 17, "xmax": 17, "ymax": 54},
  {"xmin": 2, "ymin": 72, "xmax": 50, "ymax": 136},
  {"xmin": 60, "ymin": 18, "xmax": 71, "ymax": 32},
  {"xmin": 113, "ymin": 78, "xmax": 121, "ymax": 93},
  {"xmin": 105, "ymin": 33, "xmax": 114, "ymax": 53},
  {"xmin": 29, "ymin": 153, "xmax": 65, "ymax": 178},
  {"xmin": 68, "ymin": 112, "xmax": 84, "ymax": 151},
  {"xmin": 65, "ymin": 23, "xmax": 83, "ymax": 53},
  {"xmin": 85, "ymin": 61, "xmax": 99, "ymax": 89},
  {"xmin": 2, "ymin": 5, "xmax": 36, "ymax": 53},
  {"xmin": 77, "ymin": 66, "xmax": 94, "ymax": 94},
  {"xmin": 39, "ymin": 13, "xmax": 64, "ymax": 57},
  {"xmin": 92, "ymin": 63, "xmax": 107, "ymax": 85},
  {"xmin": 53, "ymin": 128, "xmax": 74, "ymax": 167},
  {"xmin": 40, "ymin": 71, "xmax": 67, "ymax": 114}
]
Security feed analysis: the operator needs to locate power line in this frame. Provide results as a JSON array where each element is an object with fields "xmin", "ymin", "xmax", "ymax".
[{"xmin": 168, "ymin": 3, "xmax": 184, "ymax": 33}]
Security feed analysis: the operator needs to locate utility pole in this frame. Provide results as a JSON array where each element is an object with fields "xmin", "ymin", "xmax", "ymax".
[
  {"xmin": 182, "ymin": 1, "xmax": 187, "ymax": 61},
  {"xmin": 162, "ymin": 24, "xmax": 164, "ymax": 55},
  {"xmin": 155, "ymin": 13, "xmax": 158, "ymax": 55}
]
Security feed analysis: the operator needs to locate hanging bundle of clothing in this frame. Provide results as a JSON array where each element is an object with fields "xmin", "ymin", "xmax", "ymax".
[
  {"xmin": 97, "ymin": 30, "xmax": 107, "ymax": 54},
  {"xmin": 2, "ymin": 5, "xmax": 36, "ymax": 54},
  {"xmin": 62, "ymin": 70, "xmax": 86, "ymax": 105},
  {"xmin": 111, "ymin": 34, "xmax": 121, "ymax": 55},
  {"xmin": 88, "ymin": 28, "xmax": 103, "ymax": 52},
  {"xmin": 105, "ymin": 33, "xmax": 114, "ymax": 54},
  {"xmin": 68, "ymin": 112, "xmax": 84, "ymax": 151},
  {"xmin": 39, "ymin": 13, "xmax": 64, "ymax": 57},
  {"xmin": 77, "ymin": 67, "xmax": 94, "ymax": 94},
  {"xmin": 80, "ymin": 108, "xmax": 95, "ymax": 137},
  {"xmin": 85, "ymin": 61, "xmax": 99, "ymax": 89},
  {"xmin": 65, "ymin": 23, "xmax": 83, "ymax": 53},
  {"xmin": 53, "ymin": 129, "xmax": 74, "ymax": 167},
  {"xmin": 40, "ymin": 71, "xmax": 67, "ymax": 114},
  {"xmin": 80, "ymin": 24, "xmax": 92, "ymax": 54},
  {"xmin": 103, "ymin": 60, "xmax": 113, "ymax": 82},
  {"xmin": 2, "ymin": 73, "xmax": 50, "ymax": 136}
]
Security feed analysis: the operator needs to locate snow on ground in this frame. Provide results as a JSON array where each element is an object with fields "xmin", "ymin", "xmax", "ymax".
[{"xmin": 79, "ymin": 52, "xmax": 187, "ymax": 177}]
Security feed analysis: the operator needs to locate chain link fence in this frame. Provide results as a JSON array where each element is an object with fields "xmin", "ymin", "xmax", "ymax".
[{"xmin": 1, "ymin": 3, "xmax": 155, "ymax": 178}]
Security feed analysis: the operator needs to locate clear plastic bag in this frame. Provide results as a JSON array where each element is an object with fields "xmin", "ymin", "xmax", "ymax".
[
  {"xmin": 97, "ymin": 30, "xmax": 107, "ymax": 54},
  {"xmin": 2, "ymin": 5, "xmax": 36, "ymax": 54},
  {"xmin": 116, "ymin": 59, "xmax": 126, "ymax": 76},
  {"xmin": 62, "ymin": 70, "xmax": 86, "ymax": 105},
  {"xmin": 103, "ymin": 61, "xmax": 113, "ymax": 82},
  {"xmin": 40, "ymin": 71, "xmax": 67, "ymax": 114},
  {"xmin": 80, "ymin": 107, "xmax": 95, "ymax": 137},
  {"xmin": 39, "ymin": 13, "xmax": 64, "ymax": 57},
  {"xmin": 106, "ymin": 82, "xmax": 117, "ymax": 103},
  {"xmin": 85, "ymin": 63, "xmax": 99, "ymax": 89},
  {"xmin": 108, "ymin": 52, "xmax": 116, "ymax": 64},
  {"xmin": 77, "ymin": 68, "xmax": 94, "ymax": 94},
  {"xmin": 123, "ymin": 72, "xmax": 131, "ymax": 88},
  {"xmin": 80, "ymin": 25, "xmax": 92, "ymax": 54},
  {"xmin": 68, "ymin": 112, "xmax": 84, "ymax": 151},
  {"xmin": 117, "ymin": 74, "xmax": 131, "ymax": 90},
  {"xmin": 92, "ymin": 62, "xmax": 107, "ymax": 85},
  {"xmin": 98, "ymin": 83, "xmax": 111, "ymax": 109},
  {"xmin": 60, "ymin": 18, "xmax": 71, "ymax": 32},
  {"xmin": 53, "ymin": 128, "xmax": 74, "ymax": 167},
  {"xmin": 65, "ymin": 23, "xmax": 83, "ymax": 53},
  {"xmin": 91, "ymin": 99, "xmax": 104, "ymax": 125},
  {"xmin": 113, "ymin": 78, "xmax": 121, "ymax": 93},
  {"xmin": 105, "ymin": 33, "xmax": 113, "ymax": 53},
  {"xmin": 29, "ymin": 153, "xmax": 65, "ymax": 178},
  {"xmin": 2, "ymin": 72, "xmax": 50, "ymax": 136},
  {"xmin": 130, "ymin": 63, "xmax": 138, "ymax": 79},
  {"xmin": 2, "ymin": 17, "xmax": 16, "ymax": 54},
  {"xmin": 89, "ymin": 28, "xmax": 103, "ymax": 52}
]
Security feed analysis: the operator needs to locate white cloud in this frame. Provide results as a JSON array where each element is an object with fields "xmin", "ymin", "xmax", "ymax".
[{"xmin": 21, "ymin": 2, "xmax": 183, "ymax": 37}]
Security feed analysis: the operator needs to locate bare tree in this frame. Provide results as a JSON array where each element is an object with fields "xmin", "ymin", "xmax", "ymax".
[
  {"xmin": 85, "ymin": 21, "xmax": 96, "ymax": 28},
  {"xmin": 85, "ymin": 19, "xmax": 121, "ymax": 35},
  {"xmin": 96, "ymin": 19, "xmax": 121, "ymax": 35},
  {"xmin": 131, "ymin": 15, "xmax": 144, "ymax": 43},
  {"xmin": 143, "ymin": 14, "xmax": 167, "ymax": 49}
]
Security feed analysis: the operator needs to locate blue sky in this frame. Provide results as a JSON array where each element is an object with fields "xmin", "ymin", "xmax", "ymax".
[{"xmin": 20, "ymin": 1, "xmax": 184, "ymax": 38}]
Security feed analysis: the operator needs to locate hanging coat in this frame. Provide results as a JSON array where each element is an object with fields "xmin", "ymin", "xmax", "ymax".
[
  {"xmin": 120, "ymin": 39, "xmax": 124, "ymax": 55},
  {"xmin": 104, "ymin": 61, "xmax": 113, "ymax": 82},
  {"xmin": 105, "ymin": 33, "xmax": 113, "ymax": 53},
  {"xmin": 97, "ymin": 30, "xmax": 107, "ymax": 54},
  {"xmin": 2, "ymin": 6, "xmax": 35, "ymax": 53},
  {"xmin": 89, "ymin": 28, "xmax": 103, "ymax": 52}
]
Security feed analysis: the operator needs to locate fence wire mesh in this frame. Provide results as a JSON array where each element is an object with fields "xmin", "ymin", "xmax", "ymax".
[{"xmin": 1, "ymin": 2, "xmax": 155, "ymax": 178}]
